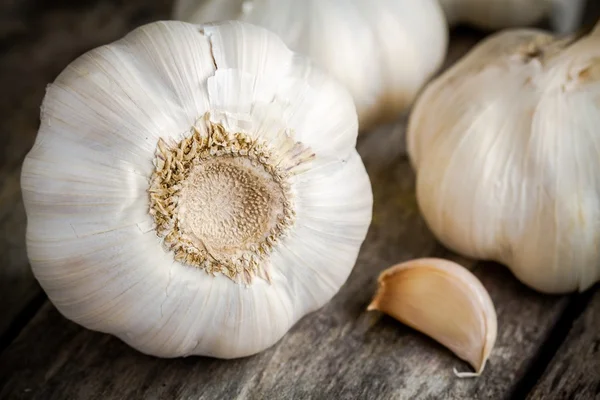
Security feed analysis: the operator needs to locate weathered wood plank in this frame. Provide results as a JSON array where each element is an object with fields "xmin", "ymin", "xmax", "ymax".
[
  {"xmin": 0, "ymin": 0, "xmax": 173, "ymax": 342},
  {"xmin": 0, "ymin": 172, "xmax": 38, "ymax": 340},
  {"xmin": 582, "ymin": 0, "xmax": 600, "ymax": 28},
  {"xmin": 527, "ymin": 289, "xmax": 600, "ymax": 400}
]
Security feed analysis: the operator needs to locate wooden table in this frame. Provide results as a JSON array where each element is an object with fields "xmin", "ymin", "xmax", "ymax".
[{"xmin": 1, "ymin": 1, "xmax": 599, "ymax": 399}]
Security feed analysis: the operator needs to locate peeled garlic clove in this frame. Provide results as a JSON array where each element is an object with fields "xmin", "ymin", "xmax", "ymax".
[
  {"xmin": 368, "ymin": 258, "xmax": 497, "ymax": 377},
  {"xmin": 21, "ymin": 21, "xmax": 373, "ymax": 359},
  {"xmin": 173, "ymin": 0, "xmax": 449, "ymax": 132},
  {"xmin": 407, "ymin": 20, "xmax": 600, "ymax": 294},
  {"xmin": 439, "ymin": 0, "xmax": 587, "ymax": 34}
]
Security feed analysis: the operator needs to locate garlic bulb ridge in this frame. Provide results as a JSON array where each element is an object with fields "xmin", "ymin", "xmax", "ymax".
[
  {"xmin": 21, "ymin": 20, "xmax": 373, "ymax": 358},
  {"xmin": 173, "ymin": 0, "xmax": 449, "ymax": 131},
  {"xmin": 407, "ymin": 21, "xmax": 600, "ymax": 294}
]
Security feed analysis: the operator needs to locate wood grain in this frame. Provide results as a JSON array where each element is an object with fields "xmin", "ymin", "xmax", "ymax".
[
  {"xmin": 527, "ymin": 289, "xmax": 600, "ymax": 400},
  {"xmin": 0, "ymin": 174, "xmax": 38, "ymax": 339}
]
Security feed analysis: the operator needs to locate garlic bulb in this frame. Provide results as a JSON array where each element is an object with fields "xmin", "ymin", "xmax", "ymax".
[
  {"xmin": 173, "ymin": 0, "xmax": 449, "ymax": 131},
  {"xmin": 407, "ymin": 22, "xmax": 600, "ymax": 294},
  {"xmin": 439, "ymin": 0, "xmax": 587, "ymax": 34},
  {"xmin": 21, "ymin": 20, "xmax": 373, "ymax": 358},
  {"xmin": 368, "ymin": 258, "xmax": 497, "ymax": 377}
]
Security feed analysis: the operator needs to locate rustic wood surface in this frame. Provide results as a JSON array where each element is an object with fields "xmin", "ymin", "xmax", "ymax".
[
  {"xmin": 528, "ymin": 290, "xmax": 600, "ymax": 400},
  {"xmin": 0, "ymin": 1, "xmax": 599, "ymax": 399}
]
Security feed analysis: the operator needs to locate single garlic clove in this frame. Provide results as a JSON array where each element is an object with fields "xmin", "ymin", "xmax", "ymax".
[{"xmin": 367, "ymin": 258, "xmax": 497, "ymax": 377}]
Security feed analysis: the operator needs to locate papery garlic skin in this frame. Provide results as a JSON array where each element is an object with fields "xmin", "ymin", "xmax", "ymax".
[
  {"xmin": 439, "ymin": 0, "xmax": 587, "ymax": 34},
  {"xmin": 21, "ymin": 21, "xmax": 373, "ymax": 358},
  {"xmin": 407, "ymin": 23, "xmax": 600, "ymax": 294},
  {"xmin": 368, "ymin": 258, "xmax": 497, "ymax": 377},
  {"xmin": 173, "ymin": 0, "xmax": 449, "ymax": 132}
]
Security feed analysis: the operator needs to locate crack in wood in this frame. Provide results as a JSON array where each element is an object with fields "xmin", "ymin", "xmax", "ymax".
[{"xmin": 511, "ymin": 288, "xmax": 596, "ymax": 400}]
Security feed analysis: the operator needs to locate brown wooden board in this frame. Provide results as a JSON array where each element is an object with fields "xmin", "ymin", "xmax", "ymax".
[
  {"xmin": 527, "ymin": 289, "xmax": 600, "ymax": 400},
  {"xmin": 0, "ymin": 171, "xmax": 39, "ymax": 340}
]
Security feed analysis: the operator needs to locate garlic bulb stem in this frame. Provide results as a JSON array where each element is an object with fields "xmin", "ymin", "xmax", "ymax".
[{"xmin": 148, "ymin": 115, "xmax": 310, "ymax": 284}]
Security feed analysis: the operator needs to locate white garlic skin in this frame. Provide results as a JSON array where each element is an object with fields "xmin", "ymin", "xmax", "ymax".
[
  {"xmin": 21, "ymin": 21, "xmax": 373, "ymax": 358},
  {"xmin": 407, "ymin": 23, "xmax": 600, "ymax": 294},
  {"xmin": 173, "ymin": 0, "xmax": 449, "ymax": 132},
  {"xmin": 439, "ymin": 0, "xmax": 587, "ymax": 34}
]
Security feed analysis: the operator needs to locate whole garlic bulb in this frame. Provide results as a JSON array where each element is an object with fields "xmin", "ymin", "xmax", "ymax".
[
  {"xmin": 407, "ymin": 22, "xmax": 600, "ymax": 294},
  {"xmin": 21, "ymin": 20, "xmax": 373, "ymax": 358},
  {"xmin": 439, "ymin": 0, "xmax": 587, "ymax": 34},
  {"xmin": 173, "ymin": 0, "xmax": 449, "ymax": 131}
]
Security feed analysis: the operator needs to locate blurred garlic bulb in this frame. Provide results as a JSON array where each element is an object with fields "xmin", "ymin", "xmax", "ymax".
[
  {"xmin": 21, "ymin": 20, "xmax": 373, "ymax": 358},
  {"xmin": 407, "ymin": 21, "xmax": 600, "ymax": 294},
  {"xmin": 173, "ymin": 0, "xmax": 449, "ymax": 131},
  {"xmin": 439, "ymin": 0, "xmax": 587, "ymax": 34}
]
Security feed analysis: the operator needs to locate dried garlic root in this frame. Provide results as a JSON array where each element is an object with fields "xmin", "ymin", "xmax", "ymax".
[{"xmin": 368, "ymin": 258, "xmax": 497, "ymax": 377}]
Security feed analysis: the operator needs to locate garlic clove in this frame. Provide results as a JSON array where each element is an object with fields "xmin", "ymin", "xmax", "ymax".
[
  {"xmin": 202, "ymin": 20, "xmax": 293, "ymax": 89},
  {"xmin": 203, "ymin": 20, "xmax": 359, "ymax": 160},
  {"xmin": 368, "ymin": 258, "xmax": 497, "ymax": 377},
  {"xmin": 277, "ymin": 55, "xmax": 361, "ymax": 160}
]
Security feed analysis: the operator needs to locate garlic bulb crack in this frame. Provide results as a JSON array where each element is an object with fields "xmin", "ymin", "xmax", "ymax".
[
  {"xmin": 21, "ymin": 21, "xmax": 373, "ymax": 358},
  {"xmin": 407, "ymin": 21, "xmax": 600, "ymax": 294},
  {"xmin": 173, "ymin": 0, "xmax": 449, "ymax": 131}
]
